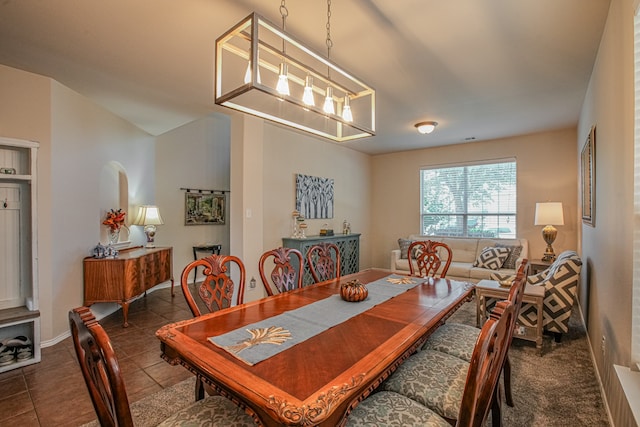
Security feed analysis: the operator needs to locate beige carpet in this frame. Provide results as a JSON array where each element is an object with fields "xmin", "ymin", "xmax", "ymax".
[
  {"xmin": 83, "ymin": 298, "xmax": 610, "ymax": 426},
  {"xmin": 450, "ymin": 297, "xmax": 610, "ymax": 426}
]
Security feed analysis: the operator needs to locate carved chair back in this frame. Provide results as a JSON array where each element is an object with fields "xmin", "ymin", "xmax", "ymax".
[
  {"xmin": 69, "ymin": 307, "xmax": 134, "ymax": 427},
  {"xmin": 180, "ymin": 254, "xmax": 246, "ymax": 317},
  {"xmin": 259, "ymin": 247, "xmax": 304, "ymax": 296},
  {"xmin": 408, "ymin": 240, "xmax": 452, "ymax": 278},
  {"xmin": 306, "ymin": 243, "xmax": 341, "ymax": 283},
  {"xmin": 457, "ymin": 299, "xmax": 515, "ymax": 427}
]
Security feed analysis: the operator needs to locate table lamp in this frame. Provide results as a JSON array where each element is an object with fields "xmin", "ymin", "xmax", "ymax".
[
  {"xmin": 534, "ymin": 202, "xmax": 564, "ymax": 262},
  {"xmin": 133, "ymin": 205, "xmax": 164, "ymax": 248}
]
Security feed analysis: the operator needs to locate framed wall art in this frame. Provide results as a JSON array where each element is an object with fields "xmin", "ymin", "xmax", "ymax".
[
  {"xmin": 295, "ymin": 174, "xmax": 334, "ymax": 219},
  {"xmin": 185, "ymin": 191, "xmax": 226, "ymax": 225},
  {"xmin": 581, "ymin": 126, "xmax": 595, "ymax": 226}
]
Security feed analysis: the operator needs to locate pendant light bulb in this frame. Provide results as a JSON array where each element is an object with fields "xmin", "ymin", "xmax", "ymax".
[
  {"xmin": 323, "ymin": 86, "xmax": 335, "ymax": 115},
  {"xmin": 302, "ymin": 75, "xmax": 315, "ymax": 106},
  {"xmin": 342, "ymin": 96, "xmax": 353, "ymax": 122},
  {"xmin": 243, "ymin": 58, "xmax": 261, "ymax": 84},
  {"xmin": 276, "ymin": 63, "xmax": 290, "ymax": 96}
]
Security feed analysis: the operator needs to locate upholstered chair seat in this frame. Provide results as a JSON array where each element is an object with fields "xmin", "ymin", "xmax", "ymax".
[
  {"xmin": 422, "ymin": 322, "xmax": 480, "ymax": 362},
  {"xmin": 382, "ymin": 349, "xmax": 469, "ymax": 420},
  {"xmin": 345, "ymin": 391, "xmax": 450, "ymax": 427},
  {"xmin": 354, "ymin": 299, "xmax": 518, "ymax": 426},
  {"xmin": 157, "ymin": 396, "xmax": 256, "ymax": 426}
]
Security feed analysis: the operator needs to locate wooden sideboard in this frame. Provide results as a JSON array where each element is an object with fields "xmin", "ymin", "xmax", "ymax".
[
  {"xmin": 282, "ymin": 234, "xmax": 360, "ymax": 286},
  {"xmin": 83, "ymin": 246, "xmax": 173, "ymax": 327}
]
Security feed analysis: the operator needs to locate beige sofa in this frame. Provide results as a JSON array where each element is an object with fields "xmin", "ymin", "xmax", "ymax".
[{"xmin": 390, "ymin": 235, "xmax": 529, "ymax": 283}]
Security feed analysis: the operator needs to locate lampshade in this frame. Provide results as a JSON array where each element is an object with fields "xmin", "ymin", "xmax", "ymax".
[
  {"xmin": 415, "ymin": 121, "xmax": 438, "ymax": 134},
  {"xmin": 534, "ymin": 202, "xmax": 564, "ymax": 226},
  {"xmin": 215, "ymin": 12, "xmax": 375, "ymax": 142},
  {"xmin": 133, "ymin": 205, "xmax": 164, "ymax": 225},
  {"xmin": 133, "ymin": 205, "xmax": 164, "ymax": 248}
]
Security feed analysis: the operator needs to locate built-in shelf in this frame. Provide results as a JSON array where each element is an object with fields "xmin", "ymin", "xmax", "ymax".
[
  {"xmin": 0, "ymin": 137, "xmax": 39, "ymax": 373},
  {"xmin": 0, "ymin": 174, "xmax": 32, "ymax": 181},
  {"xmin": 0, "ymin": 306, "xmax": 40, "ymax": 325}
]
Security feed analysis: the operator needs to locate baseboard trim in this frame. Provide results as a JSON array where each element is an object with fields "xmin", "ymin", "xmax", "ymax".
[
  {"xmin": 578, "ymin": 300, "xmax": 615, "ymax": 426},
  {"xmin": 43, "ymin": 281, "xmax": 174, "ymax": 348}
]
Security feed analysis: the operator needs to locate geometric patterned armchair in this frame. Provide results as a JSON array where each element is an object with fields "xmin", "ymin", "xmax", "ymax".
[{"xmin": 492, "ymin": 250, "xmax": 582, "ymax": 341}]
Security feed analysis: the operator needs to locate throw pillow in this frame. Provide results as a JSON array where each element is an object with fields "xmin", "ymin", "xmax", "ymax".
[
  {"xmin": 473, "ymin": 247, "xmax": 510, "ymax": 270},
  {"xmin": 398, "ymin": 238, "xmax": 413, "ymax": 259},
  {"xmin": 495, "ymin": 244, "xmax": 523, "ymax": 270}
]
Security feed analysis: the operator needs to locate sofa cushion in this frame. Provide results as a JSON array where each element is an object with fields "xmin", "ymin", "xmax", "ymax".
[
  {"xmin": 469, "ymin": 266, "xmax": 516, "ymax": 281},
  {"xmin": 398, "ymin": 238, "xmax": 413, "ymax": 259},
  {"xmin": 495, "ymin": 244, "xmax": 523, "ymax": 270},
  {"xmin": 473, "ymin": 247, "xmax": 509, "ymax": 270},
  {"xmin": 440, "ymin": 238, "xmax": 478, "ymax": 263},
  {"xmin": 447, "ymin": 262, "xmax": 473, "ymax": 279}
]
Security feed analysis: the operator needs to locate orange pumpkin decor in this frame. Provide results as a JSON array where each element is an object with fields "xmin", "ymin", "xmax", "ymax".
[{"xmin": 340, "ymin": 279, "xmax": 368, "ymax": 302}]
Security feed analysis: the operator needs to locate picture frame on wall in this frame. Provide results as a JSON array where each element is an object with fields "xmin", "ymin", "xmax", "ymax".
[
  {"xmin": 581, "ymin": 126, "xmax": 595, "ymax": 226},
  {"xmin": 185, "ymin": 192, "xmax": 226, "ymax": 225},
  {"xmin": 295, "ymin": 173, "xmax": 334, "ymax": 219}
]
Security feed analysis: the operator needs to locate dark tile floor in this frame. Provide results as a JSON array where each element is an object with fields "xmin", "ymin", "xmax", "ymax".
[{"xmin": 0, "ymin": 286, "xmax": 194, "ymax": 427}]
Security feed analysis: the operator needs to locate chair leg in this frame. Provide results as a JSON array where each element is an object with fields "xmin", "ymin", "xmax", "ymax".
[
  {"xmin": 195, "ymin": 376, "xmax": 205, "ymax": 401},
  {"xmin": 504, "ymin": 354, "xmax": 514, "ymax": 407},
  {"xmin": 491, "ymin": 384, "xmax": 503, "ymax": 427}
]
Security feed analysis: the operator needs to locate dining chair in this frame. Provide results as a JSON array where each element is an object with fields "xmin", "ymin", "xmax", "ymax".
[
  {"xmin": 306, "ymin": 242, "xmax": 341, "ymax": 283},
  {"xmin": 180, "ymin": 254, "xmax": 246, "ymax": 400},
  {"xmin": 258, "ymin": 247, "xmax": 304, "ymax": 296},
  {"xmin": 422, "ymin": 260, "xmax": 530, "ymax": 413},
  {"xmin": 408, "ymin": 240, "xmax": 452, "ymax": 278},
  {"xmin": 69, "ymin": 307, "xmax": 256, "ymax": 427},
  {"xmin": 180, "ymin": 254, "xmax": 246, "ymax": 317},
  {"xmin": 346, "ymin": 299, "xmax": 516, "ymax": 427}
]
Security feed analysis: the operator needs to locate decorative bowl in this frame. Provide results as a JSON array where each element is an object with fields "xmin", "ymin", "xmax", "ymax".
[
  {"xmin": 340, "ymin": 279, "xmax": 368, "ymax": 302},
  {"xmin": 498, "ymin": 279, "xmax": 513, "ymax": 287}
]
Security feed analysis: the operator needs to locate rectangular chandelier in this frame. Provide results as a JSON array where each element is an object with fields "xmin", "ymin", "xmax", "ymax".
[{"xmin": 215, "ymin": 13, "xmax": 375, "ymax": 142}]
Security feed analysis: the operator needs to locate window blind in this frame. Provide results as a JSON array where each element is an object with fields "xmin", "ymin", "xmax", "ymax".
[{"xmin": 420, "ymin": 159, "xmax": 516, "ymax": 238}]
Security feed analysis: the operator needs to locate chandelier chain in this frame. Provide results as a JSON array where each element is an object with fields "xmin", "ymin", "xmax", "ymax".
[
  {"xmin": 280, "ymin": 0, "xmax": 288, "ymax": 54},
  {"xmin": 325, "ymin": 0, "xmax": 333, "ymax": 56},
  {"xmin": 280, "ymin": 0, "xmax": 288, "ymax": 30}
]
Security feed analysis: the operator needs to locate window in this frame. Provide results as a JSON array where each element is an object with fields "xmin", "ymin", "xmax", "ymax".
[{"xmin": 420, "ymin": 159, "xmax": 516, "ymax": 238}]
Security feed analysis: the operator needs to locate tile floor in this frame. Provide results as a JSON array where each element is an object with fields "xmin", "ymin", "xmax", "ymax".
[{"xmin": 0, "ymin": 286, "xmax": 194, "ymax": 427}]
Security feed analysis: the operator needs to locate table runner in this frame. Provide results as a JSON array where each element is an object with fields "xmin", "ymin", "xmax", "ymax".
[{"xmin": 209, "ymin": 274, "xmax": 421, "ymax": 365}]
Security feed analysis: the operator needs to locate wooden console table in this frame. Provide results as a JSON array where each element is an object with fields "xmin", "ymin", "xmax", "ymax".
[{"xmin": 83, "ymin": 246, "xmax": 173, "ymax": 327}]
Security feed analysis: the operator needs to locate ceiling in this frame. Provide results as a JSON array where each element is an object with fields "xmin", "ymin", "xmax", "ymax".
[{"xmin": 0, "ymin": 0, "xmax": 610, "ymax": 155}]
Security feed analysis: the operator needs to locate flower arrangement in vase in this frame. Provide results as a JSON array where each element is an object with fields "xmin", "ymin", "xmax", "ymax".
[{"xmin": 103, "ymin": 208, "xmax": 126, "ymax": 245}]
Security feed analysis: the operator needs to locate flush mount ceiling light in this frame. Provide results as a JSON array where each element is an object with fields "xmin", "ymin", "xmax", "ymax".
[
  {"xmin": 415, "ymin": 121, "xmax": 438, "ymax": 134},
  {"xmin": 215, "ymin": 0, "xmax": 375, "ymax": 142}
]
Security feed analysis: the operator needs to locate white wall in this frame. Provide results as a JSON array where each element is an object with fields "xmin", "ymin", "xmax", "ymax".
[
  {"xmin": 370, "ymin": 128, "xmax": 578, "ymax": 270},
  {"xmin": 48, "ymin": 82, "xmax": 155, "ymax": 339},
  {"xmin": 261, "ymin": 123, "xmax": 372, "ymax": 285},
  {"xmin": 578, "ymin": 0, "xmax": 636, "ymax": 425},
  {"xmin": 155, "ymin": 114, "xmax": 231, "ymax": 283},
  {"xmin": 0, "ymin": 64, "xmax": 156, "ymax": 341}
]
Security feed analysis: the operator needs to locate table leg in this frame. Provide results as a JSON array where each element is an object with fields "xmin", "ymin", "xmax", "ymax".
[
  {"xmin": 476, "ymin": 293, "xmax": 482, "ymax": 327},
  {"xmin": 536, "ymin": 297, "xmax": 543, "ymax": 355},
  {"xmin": 122, "ymin": 302, "xmax": 130, "ymax": 328}
]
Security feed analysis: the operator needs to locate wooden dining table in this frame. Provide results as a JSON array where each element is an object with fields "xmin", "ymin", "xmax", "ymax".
[{"xmin": 156, "ymin": 268, "xmax": 474, "ymax": 426}]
